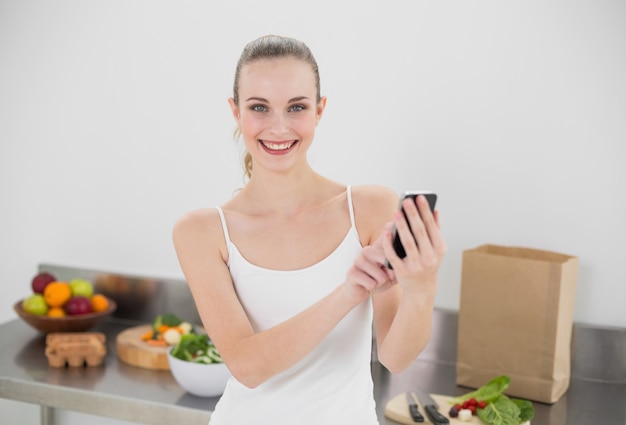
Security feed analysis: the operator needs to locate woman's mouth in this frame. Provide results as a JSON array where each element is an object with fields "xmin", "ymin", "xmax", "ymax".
[{"xmin": 259, "ymin": 140, "xmax": 298, "ymax": 153}]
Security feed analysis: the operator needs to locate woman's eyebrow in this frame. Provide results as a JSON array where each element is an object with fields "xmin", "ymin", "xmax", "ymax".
[
  {"xmin": 244, "ymin": 96, "xmax": 310, "ymax": 103},
  {"xmin": 288, "ymin": 96, "xmax": 310, "ymax": 103}
]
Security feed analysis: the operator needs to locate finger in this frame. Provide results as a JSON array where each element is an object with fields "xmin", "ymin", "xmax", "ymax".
[
  {"xmin": 346, "ymin": 265, "xmax": 378, "ymax": 292},
  {"xmin": 382, "ymin": 223, "xmax": 404, "ymax": 271},
  {"xmin": 433, "ymin": 209, "xmax": 441, "ymax": 228},
  {"xmin": 416, "ymin": 197, "xmax": 446, "ymax": 255},
  {"xmin": 363, "ymin": 236, "xmax": 391, "ymax": 267},
  {"xmin": 372, "ymin": 279, "xmax": 396, "ymax": 293},
  {"xmin": 413, "ymin": 195, "xmax": 437, "ymax": 248},
  {"xmin": 397, "ymin": 198, "xmax": 424, "ymax": 260},
  {"xmin": 352, "ymin": 250, "xmax": 389, "ymax": 287},
  {"xmin": 417, "ymin": 195, "xmax": 439, "ymax": 233}
]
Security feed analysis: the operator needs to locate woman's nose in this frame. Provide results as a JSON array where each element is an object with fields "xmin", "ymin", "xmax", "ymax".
[{"xmin": 268, "ymin": 112, "xmax": 289, "ymax": 134}]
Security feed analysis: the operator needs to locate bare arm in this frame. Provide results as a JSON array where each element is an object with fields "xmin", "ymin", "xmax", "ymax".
[
  {"xmin": 172, "ymin": 209, "xmax": 375, "ymax": 388},
  {"xmin": 353, "ymin": 190, "xmax": 446, "ymax": 373}
]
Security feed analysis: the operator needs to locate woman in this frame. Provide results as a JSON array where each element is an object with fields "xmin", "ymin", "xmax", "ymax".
[{"xmin": 172, "ymin": 35, "xmax": 446, "ymax": 424}]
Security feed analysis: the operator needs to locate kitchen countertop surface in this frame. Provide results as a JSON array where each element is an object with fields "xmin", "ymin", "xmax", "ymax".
[{"xmin": 2, "ymin": 310, "xmax": 625, "ymax": 425}]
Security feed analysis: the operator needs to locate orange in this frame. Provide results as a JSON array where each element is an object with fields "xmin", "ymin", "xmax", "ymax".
[
  {"xmin": 90, "ymin": 294, "xmax": 109, "ymax": 312},
  {"xmin": 47, "ymin": 307, "xmax": 66, "ymax": 318},
  {"xmin": 43, "ymin": 282, "xmax": 72, "ymax": 307}
]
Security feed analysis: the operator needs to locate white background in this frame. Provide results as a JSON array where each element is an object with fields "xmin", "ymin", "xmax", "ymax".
[{"xmin": 1, "ymin": 1, "xmax": 625, "ymax": 423}]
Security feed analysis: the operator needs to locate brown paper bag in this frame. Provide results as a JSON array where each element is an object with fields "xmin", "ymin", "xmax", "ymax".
[{"xmin": 456, "ymin": 244, "xmax": 578, "ymax": 404}]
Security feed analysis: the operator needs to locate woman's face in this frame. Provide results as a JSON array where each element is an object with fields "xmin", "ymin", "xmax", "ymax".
[{"xmin": 230, "ymin": 57, "xmax": 326, "ymax": 176}]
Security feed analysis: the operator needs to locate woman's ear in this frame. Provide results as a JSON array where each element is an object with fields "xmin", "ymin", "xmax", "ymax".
[
  {"xmin": 316, "ymin": 96, "xmax": 327, "ymax": 125},
  {"xmin": 228, "ymin": 98, "xmax": 240, "ymax": 121}
]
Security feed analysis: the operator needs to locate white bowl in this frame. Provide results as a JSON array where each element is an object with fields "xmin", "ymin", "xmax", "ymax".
[{"xmin": 167, "ymin": 350, "xmax": 232, "ymax": 397}]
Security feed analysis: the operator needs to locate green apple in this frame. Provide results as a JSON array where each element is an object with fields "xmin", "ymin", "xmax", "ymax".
[
  {"xmin": 23, "ymin": 294, "xmax": 48, "ymax": 316},
  {"xmin": 69, "ymin": 278, "xmax": 94, "ymax": 298}
]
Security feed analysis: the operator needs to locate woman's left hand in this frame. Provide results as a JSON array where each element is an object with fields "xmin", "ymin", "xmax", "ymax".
[{"xmin": 382, "ymin": 194, "xmax": 446, "ymax": 294}]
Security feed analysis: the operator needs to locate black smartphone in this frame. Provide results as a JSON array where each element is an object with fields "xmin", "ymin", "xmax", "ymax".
[{"xmin": 386, "ymin": 191, "xmax": 438, "ymax": 269}]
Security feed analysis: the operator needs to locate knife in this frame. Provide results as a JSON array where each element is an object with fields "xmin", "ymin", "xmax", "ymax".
[
  {"xmin": 405, "ymin": 392, "xmax": 424, "ymax": 422},
  {"xmin": 414, "ymin": 388, "xmax": 449, "ymax": 425}
]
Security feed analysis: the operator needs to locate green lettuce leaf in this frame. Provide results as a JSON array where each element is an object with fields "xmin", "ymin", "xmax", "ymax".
[
  {"xmin": 513, "ymin": 398, "xmax": 535, "ymax": 423},
  {"xmin": 171, "ymin": 333, "xmax": 210, "ymax": 361},
  {"xmin": 450, "ymin": 375, "xmax": 534, "ymax": 425},
  {"xmin": 450, "ymin": 375, "xmax": 511, "ymax": 404},
  {"xmin": 476, "ymin": 395, "xmax": 521, "ymax": 425}
]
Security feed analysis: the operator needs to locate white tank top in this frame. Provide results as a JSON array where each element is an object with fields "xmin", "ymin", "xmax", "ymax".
[{"xmin": 210, "ymin": 186, "xmax": 379, "ymax": 425}]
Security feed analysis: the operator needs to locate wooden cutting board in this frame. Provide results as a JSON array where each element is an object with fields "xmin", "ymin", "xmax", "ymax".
[
  {"xmin": 385, "ymin": 392, "xmax": 482, "ymax": 424},
  {"xmin": 116, "ymin": 324, "xmax": 171, "ymax": 371}
]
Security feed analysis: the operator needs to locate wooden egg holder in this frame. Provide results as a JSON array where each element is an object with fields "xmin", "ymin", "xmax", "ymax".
[{"xmin": 45, "ymin": 332, "xmax": 107, "ymax": 368}]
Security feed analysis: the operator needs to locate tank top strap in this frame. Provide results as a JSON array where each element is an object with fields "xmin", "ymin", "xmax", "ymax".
[
  {"xmin": 346, "ymin": 185, "xmax": 356, "ymax": 228},
  {"xmin": 215, "ymin": 207, "xmax": 231, "ymax": 243}
]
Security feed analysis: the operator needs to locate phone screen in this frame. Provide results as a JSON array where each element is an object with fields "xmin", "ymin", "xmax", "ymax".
[{"xmin": 387, "ymin": 191, "xmax": 437, "ymax": 269}]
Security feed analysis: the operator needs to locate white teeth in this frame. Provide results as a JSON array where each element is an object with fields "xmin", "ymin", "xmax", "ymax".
[{"xmin": 261, "ymin": 141, "xmax": 294, "ymax": 151}]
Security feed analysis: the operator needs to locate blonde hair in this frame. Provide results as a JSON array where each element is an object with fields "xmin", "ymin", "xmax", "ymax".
[{"xmin": 232, "ymin": 35, "xmax": 321, "ymax": 179}]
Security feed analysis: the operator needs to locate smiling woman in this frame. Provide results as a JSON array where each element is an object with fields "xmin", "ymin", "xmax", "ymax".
[
  {"xmin": 230, "ymin": 35, "xmax": 323, "ymax": 179},
  {"xmin": 172, "ymin": 35, "xmax": 446, "ymax": 425},
  {"xmin": 231, "ymin": 56, "xmax": 325, "ymax": 176}
]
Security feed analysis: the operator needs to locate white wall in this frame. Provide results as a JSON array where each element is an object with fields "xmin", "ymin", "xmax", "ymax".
[
  {"xmin": 1, "ymin": 3, "xmax": 625, "ymax": 421},
  {"xmin": 2, "ymin": 0, "xmax": 626, "ymax": 327}
]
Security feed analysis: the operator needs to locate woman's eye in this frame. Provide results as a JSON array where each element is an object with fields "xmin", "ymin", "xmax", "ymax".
[
  {"xmin": 251, "ymin": 104, "xmax": 267, "ymax": 112},
  {"xmin": 289, "ymin": 104, "xmax": 305, "ymax": 113}
]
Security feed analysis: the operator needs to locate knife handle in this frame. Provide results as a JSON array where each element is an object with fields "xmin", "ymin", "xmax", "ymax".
[
  {"xmin": 424, "ymin": 405, "xmax": 449, "ymax": 425},
  {"xmin": 408, "ymin": 404, "xmax": 424, "ymax": 422}
]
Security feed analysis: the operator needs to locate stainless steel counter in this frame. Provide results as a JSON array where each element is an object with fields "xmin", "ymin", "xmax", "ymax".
[
  {"xmin": 1, "ymin": 312, "xmax": 625, "ymax": 425},
  {"xmin": 2, "ymin": 264, "xmax": 625, "ymax": 425},
  {"xmin": 0, "ymin": 319, "xmax": 213, "ymax": 425}
]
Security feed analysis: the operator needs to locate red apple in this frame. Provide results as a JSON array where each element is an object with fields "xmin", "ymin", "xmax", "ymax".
[
  {"xmin": 31, "ymin": 272, "xmax": 57, "ymax": 294},
  {"xmin": 65, "ymin": 296, "xmax": 93, "ymax": 315}
]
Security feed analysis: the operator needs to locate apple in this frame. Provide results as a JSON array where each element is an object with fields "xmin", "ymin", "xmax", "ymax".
[
  {"xmin": 65, "ymin": 296, "xmax": 93, "ymax": 315},
  {"xmin": 31, "ymin": 272, "xmax": 57, "ymax": 294},
  {"xmin": 69, "ymin": 278, "xmax": 94, "ymax": 298},
  {"xmin": 22, "ymin": 294, "xmax": 49, "ymax": 316}
]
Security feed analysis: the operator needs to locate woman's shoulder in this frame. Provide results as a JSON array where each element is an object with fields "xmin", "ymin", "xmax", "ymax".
[
  {"xmin": 174, "ymin": 206, "xmax": 221, "ymax": 226},
  {"xmin": 350, "ymin": 184, "xmax": 398, "ymax": 210},
  {"xmin": 172, "ymin": 207, "xmax": 224, "ymax": 243}
]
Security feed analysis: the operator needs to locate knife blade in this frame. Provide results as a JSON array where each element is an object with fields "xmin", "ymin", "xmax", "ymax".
[
  {"xmin": 414, "ymin": 388, "xmax": 449, "ymax": 425},
  {"xmin": 405, "ymin": 392, "xmax": 424, "ymax": 422}
]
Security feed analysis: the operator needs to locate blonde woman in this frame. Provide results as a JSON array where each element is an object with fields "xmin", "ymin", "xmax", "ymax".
[{"xmin": 173, "ymin": 35, "xmax": 446, "ymax": 425}]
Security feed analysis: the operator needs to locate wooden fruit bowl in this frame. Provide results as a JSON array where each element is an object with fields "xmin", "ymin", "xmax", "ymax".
[{"xmin": 13, "ymin": 298, "xmax": 117, "ymax": 333}]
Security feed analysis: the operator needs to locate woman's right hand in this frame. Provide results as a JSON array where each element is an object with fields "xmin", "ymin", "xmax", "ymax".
[{"xmin": 343, "ymin": 224, "xmax": 396, "ymax": 303}]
